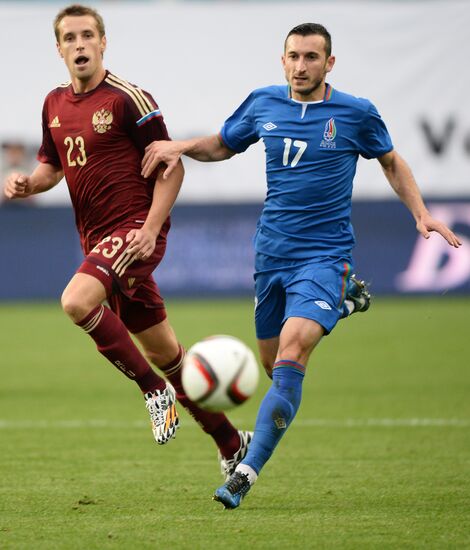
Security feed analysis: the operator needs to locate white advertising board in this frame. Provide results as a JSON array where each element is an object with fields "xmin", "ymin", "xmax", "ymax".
[{"xmin": 0, "ymin": 0, "xmax": 469, "ymax": 203}]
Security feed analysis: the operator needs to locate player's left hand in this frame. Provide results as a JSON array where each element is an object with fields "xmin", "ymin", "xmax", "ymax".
[
  {"xmin": 142, "ymin": 141, "xmax": 182, "ymax": 180},
  {"xmin": 125, "ymin": 228, "xmax": 157, "ymax": 260},
  {"xmin": 416, "ymin": 212, "xmax": 462, "ymax": 248}
]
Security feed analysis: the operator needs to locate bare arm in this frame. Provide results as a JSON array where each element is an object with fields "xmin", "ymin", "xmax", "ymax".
[
  {"xmin": 126, "ymin": 159, "xmax": 185, "ymax": 259},
  {"xmin": 141, "ymin": 134, "xmax": 235, "ymax": 180},
  {"xmin": 3, "ymin": 162, "xmax": 63, "ymax": 200},
  {"xmin": 378, "ymin": 150, "xmax": 461, "ymax": 248}
]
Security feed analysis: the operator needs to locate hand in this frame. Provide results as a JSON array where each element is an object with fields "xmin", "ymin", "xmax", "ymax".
[
  {"xmin": 141, "ymin": 141, "xmax": 183, "ymax": 180},
  {"xmin": 3, "ymin": 173, "xmax": 31, "ymax": 199},
  {"xmin": 125, "ymin": 227, "xmax": 157, "ymax": 260},
  {"xmin": 416, "ymin": 212, "xmax": 462, "ymax": 248}
]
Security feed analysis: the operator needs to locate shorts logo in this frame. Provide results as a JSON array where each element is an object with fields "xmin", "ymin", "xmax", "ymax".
[
  {"xmin": 320, "ymin": 118, "xmax": 337, "ymax": 149},
  {"xmin": 315, "ymin": 300, "xmax": 332, "ymax": 310},
  {"xmin": 96, "ymin": 265, "xmax": 110, "ymax": 277},
  {"xmin": 263, "ymin": 122, "xmax": 277, "ymax": 131},
  {"xmin": 128, "ymin": 277, "xmax": 136, "ymax": 288},
  {"xmin": 92, "ymin": 109, "xmax": 113, "ymax": 134}
]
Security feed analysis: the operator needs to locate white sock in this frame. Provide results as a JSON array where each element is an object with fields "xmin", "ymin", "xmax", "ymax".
[
  {"xmin": 344, "ymin": 299, "xmax": 354, "ymax": 315},
  {"xmin": 236, "ymin": 464, "xmax": 258, "ymax": 485}
]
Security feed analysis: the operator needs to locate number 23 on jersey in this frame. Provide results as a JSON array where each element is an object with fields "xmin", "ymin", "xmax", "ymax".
[{"xmin": 64, "ymin": 136, "xmax": 87, "ymax": 167}]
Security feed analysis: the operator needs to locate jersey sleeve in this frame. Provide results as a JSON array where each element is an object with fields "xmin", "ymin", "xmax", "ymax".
[
  {"xmin": 357, "ymin": 101, "xmax": 393, "ymax": 159},
  {"xmin": 123, "ymin": 89, "xmax": 170, "ymax": 157},
  {"xmin": 37, "ymin": 98, "xmax": 62, "ymax": 167},
  {"xmin": 220, "ymin": 92, "xmax": 260, "ymax": 153}
]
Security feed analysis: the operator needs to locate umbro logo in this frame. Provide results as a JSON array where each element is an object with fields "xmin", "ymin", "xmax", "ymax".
[
  {"xmin": 314, "ymin": 300, "xmax": 332, "ymax": 310},
  {"xmin": 263, "ymin": 122, "xmax": 277, "ymax": 131},
  {"xmin": 128, "ymin": 277, "xmax": 136, "ymax": 288},
  {"xmin": 49, "ymin": 116, "xmax": 61, "ymax": 128}
]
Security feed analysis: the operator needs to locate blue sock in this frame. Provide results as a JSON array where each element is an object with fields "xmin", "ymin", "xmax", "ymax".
[{"xmin": 241, "ymin": 361, "xmax": 305, "ymax": 475}]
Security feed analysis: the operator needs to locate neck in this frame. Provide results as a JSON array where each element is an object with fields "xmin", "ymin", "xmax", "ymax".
[
  {"xmin": 71, "ymin": 68, "xmax": 106, "ymax": 94},
  {"xmin": 291, "ymin": 80, "xmax": 326, "ymax": 102}
]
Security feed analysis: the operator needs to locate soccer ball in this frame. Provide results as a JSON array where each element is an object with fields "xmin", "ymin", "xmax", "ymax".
[{"xmin": 182, "ymin": 335, "xmax": 259, "ymax": 412}]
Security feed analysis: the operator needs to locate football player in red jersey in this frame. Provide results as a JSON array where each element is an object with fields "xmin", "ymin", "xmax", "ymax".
[{"xmin": 3, "ymin": 4, "xmax": 252, "ymax": 471}]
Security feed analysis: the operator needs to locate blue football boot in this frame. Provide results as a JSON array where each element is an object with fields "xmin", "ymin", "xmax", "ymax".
[
  {"xmin": 213, "ymin": 471, "xmax": 251, "ymax": 509},
  {"xmin": 342, "ymin": 274, "xmax": 371, "ymax": 318}
]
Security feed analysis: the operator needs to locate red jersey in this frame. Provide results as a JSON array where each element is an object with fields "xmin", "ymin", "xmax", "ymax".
[{"xmin": 38, "ymin": 71, "xmax": 170, "ymax": 253}]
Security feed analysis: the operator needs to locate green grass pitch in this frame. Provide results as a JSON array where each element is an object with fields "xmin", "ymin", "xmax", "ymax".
[{"xmin": 0, "ymin": 297, "xmax": 469, "ymax": 549}]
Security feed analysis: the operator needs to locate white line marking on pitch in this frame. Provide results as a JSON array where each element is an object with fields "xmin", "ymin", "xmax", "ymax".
[
  {"xmin": 296, "ymin": 418, "xmax": 470, "ymax": 427},
  {"xmin": 0, "ymin": 418, "xmax": 468, "ymax": 429}
]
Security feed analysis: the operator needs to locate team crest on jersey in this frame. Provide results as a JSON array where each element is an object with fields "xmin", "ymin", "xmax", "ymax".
[
  {"xmin": 92, "ymin": 109, "xmax": 113, "ymax": 134},
  {"xmin": 320, "ymin": 118, "xmax": 337, "ymax": 149}
]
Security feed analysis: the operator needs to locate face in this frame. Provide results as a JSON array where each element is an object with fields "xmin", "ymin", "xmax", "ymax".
[
  {"xmin": 56, "ymin": 15, "xmax": 106, "ymax": 88},
  {"xmin": 282, "ymin": 34, "xmax": 335, "ymax": 101}
]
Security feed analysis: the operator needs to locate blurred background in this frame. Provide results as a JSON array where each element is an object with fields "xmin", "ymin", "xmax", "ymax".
[{"xmin": 1, "ymin": 0, "xmax": 469, "ymax": 300}]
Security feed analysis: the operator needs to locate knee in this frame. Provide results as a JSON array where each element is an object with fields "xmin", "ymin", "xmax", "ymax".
[
  {"xmin": 276, "ymin": 343, "xmax": 303, "ymax": 364},
  {"xmin": 61, "ymin": 289, "xmax": 92, "ymax": 323},
  {"xmin": 277, "ymin": 322, "xmax": 323, "ymax": 364},
  {"xmin": 61, "ymin": 273, "xmax": 107, "ymax": 324},
  {"xmin": 276, "ymin": 339, "xmax": 310, "ymax": 366}
]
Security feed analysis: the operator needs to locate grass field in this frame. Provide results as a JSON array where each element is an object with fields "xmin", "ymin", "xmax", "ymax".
[{"xmin": 0, "ymin": 297, "xmax": 469, "ymax": 549}]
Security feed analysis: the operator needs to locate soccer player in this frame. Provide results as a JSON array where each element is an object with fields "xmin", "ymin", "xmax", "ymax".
[
  {"xmin": 140, "ymin": 22, "xmax": 462, "ymax": 508},
  {"xmin": 2, "ymin": 4, "xmax": 252, "ymax": 470}
]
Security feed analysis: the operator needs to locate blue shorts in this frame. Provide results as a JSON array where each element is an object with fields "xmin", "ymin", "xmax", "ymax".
[{"xmin": 254, "ymin": 255, "xmax": 352, "ymax": 339}]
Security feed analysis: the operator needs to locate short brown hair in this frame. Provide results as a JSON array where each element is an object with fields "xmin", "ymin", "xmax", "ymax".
[
  {"xmin": 54, "ymin": 4, "xmax": 105, "ymax": 41},
  {"xmin": 285, "ymin": 23, "xmax": 332, "ymax": 57}
]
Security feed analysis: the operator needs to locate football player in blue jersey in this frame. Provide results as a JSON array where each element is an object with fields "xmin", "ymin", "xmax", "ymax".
[{"xmin": 141, "ymin": 23, "xmax": 461, "ymax": 509}]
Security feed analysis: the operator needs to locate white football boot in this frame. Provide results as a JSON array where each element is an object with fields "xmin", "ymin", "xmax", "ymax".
[{"xmin": 144, "ymin": 383, "xmax": 179, "ymax": 444}]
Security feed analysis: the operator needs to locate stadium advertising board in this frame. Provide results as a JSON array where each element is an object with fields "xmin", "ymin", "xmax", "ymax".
[{"xmin": 0, "ymin": 201, "xmax": 469, "ymax": 299}]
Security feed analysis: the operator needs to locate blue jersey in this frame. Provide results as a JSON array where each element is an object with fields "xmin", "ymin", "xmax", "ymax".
[{"xmin": 220, "ymin": 84, "xmax": 393, "ymax": 264}]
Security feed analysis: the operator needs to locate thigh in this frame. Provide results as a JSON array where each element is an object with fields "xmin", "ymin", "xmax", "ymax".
[
  {"xmin": 77, "ymin": 229, "xmax": 167, "ymax": 299},
  {"xmin": 285, "ymin": 260, "xmax": 352, "ymax": 335},
  {"xmin": 62, "ymin": 272, "xmax": 107, "ymax": 310},
  {"xmin": 277, "ymin": 316, "xmax": 324, "ymax": 367}
]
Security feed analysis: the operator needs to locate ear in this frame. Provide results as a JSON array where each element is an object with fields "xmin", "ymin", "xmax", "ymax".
[
  {"xmin": 326, "ymin": 55, "xmax": 336, "ymax": 73},
  {"xmin": 100, "ymin": 35, "xmax": 107, "ymax": 55},
  {"xmin": 56, "ymin": 42, "xmax": 64, "ymax": 58}
]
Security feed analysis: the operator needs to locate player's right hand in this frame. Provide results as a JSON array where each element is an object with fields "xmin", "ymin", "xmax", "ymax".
[
  {"xmin": 3, "ymin": 173, "xmax": 31, "ymax": 199},
  {"xmin": 141, "ymin": 141, "xmax": 182, "ymax": 180}
]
